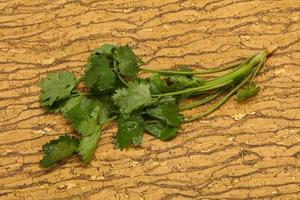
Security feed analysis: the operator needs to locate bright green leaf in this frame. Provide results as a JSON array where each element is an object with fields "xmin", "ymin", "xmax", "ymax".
[
  {"xmin": 39, "ymin": 72, "xmax": 78, "ymax": 108},
  {"xmin": 77, "ymin": 129, "xmax": 101, "ymax": 164}
]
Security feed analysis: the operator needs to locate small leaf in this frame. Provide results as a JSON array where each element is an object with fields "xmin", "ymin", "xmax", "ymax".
[
  {"xmin": 144, "ymin": 121, "xmax": 178, "ymax": 141},
  {"xmin": 77, "ymin": 129, "xmax": 101, "ymax": 164},
  {"xmin": 115, "ymin": 113, "xmax": 144, "ymax": 150},
  {"xmin": 114, "ymin": 45, "xmax": 142, "ymax": 77},
  {"xmin": 113, "ymin": 81, "xmax": 152, "ymax": 114},
  {"xmin": 146, "ymin": 97, "xmax": 182, "ymax": 126},
  {"xmin": 235, "ymin": 83, "xmax": 260, "ymax": 102},
  {"xmin": 83, "ymin": 54, "xmax": 116, "ymax": 92},
  {"xmin": 39, "ymin": 72, "xmax": 78, "ymax": 108},
  {"xmin": 40, "ymin": 135, "xmax": 79, "ymax": 168}
]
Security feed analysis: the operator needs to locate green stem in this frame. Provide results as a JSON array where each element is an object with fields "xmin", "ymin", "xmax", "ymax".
[
  {"xmin": 152, "ymin": 52, "xmax": 265, "ymax": 98},
  {"xmin": 116, "ymin": 72, "xmax": 129, "ymax": 87},
  {"xmin": 183, "ymin": 73, "xmax": 254, "ymax": 123},
  {"xmin": 179, "ymin": 90, "xmax": 223, "ymax": 111},
  {"xmin": 140, "ymin": 61, "xmax": 242, "ymax": 75},
  {"xmin": 101, "ymin": 116, "xmax": 117, "ymax": 129}
]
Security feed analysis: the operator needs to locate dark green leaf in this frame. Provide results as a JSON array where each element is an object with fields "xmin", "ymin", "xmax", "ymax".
[
  {"xmin": 83, "ymin": 54, "xmax": 116, "ymax": 92},
  {"xmin": 40, "ymin": 135, "xmax": 79, "ymax": 168},
  {"xmin": 235, "ymin": 83, "xmax": 260, "ymax": 102},
  {"xmin": 146, "ymin": 97, "xmax": 182, "ymax": 126},
  {"xmin": 115, "ymin": 113, "xmax": 144, "ymax": 150},
  {"xmin": 113, "ymin": 81, "xmax": 152, "ymax": 113},
  {"xmin": 39, "ymin": 72, "xmax": 78, "ymax": 108},
  {"xmin": 114, "ymin": 45, "xmax": 142, "ymax": 77},
  {"xmin": 144, "ymin": 121, "xmax": 178, "ymax": 141}
]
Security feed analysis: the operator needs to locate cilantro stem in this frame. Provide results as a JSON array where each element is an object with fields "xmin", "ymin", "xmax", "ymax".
[
  {"xmin": 183, "ymin": 72, "xmax": 254, "ymax": 123},
  {"xmin": 179, "ymin": 90, "xmax": 223, "ymax": 111},
  {"xmin": 115, "ymin": 71, "xmax": 129, "ymax": 87},
  {"xmin": 140, "ymin": 61, "xmax": 241, "ymax": 75},
  {"xmin": 152, "ymin": 52, "xmax": 265, "ymax": 98},
  {"xmin": 101, "ymin": 116, "xmax": 117, "ymax": 129}
]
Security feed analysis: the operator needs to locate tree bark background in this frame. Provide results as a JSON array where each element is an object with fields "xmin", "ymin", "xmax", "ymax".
[{"xmin": 0, "ymin": 0, "xmax": 299, "ymax": 199}]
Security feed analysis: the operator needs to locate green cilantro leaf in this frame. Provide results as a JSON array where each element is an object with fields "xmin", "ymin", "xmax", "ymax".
[
  {"xmin": 61, "ymin": 95, "xmax": 112, "ymax": 134},
  {"xmin": 235, "ymin": 83, "xmax": 260, "ymax": 102},
  {"xmin": 114, "ymin": 45, "xmax": 142, "ymax": 76},
  {"xmin": 113, "ymin": 81, "xmax": 152, "ymax": 113},
  {"xmin": 40, "ymin": 135, "xmax": 79, "ymax": 168},
  {"xmin": 78, "ymin": 128, "xmax": 101, "ymax": 164},
  {"xmin": 39, "ymin": 72, "xmax": 78, "ymax": 108},
  {"xmin": 146, "ymin": 97, "xmax": 182, "ymax": 126},
  {"xmin": 83, "ymin": 54, "xmax": 116, "ymax": 92},
  {"xmin": 115, "ymin": 113, "xmax": 144, "ymax": 150},
  {"xmin": 144, "ymin": 120, "xmax": 178, "ymax": 141}
]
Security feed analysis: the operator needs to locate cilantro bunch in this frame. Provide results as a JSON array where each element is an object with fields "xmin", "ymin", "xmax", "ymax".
[{"xmin": 39, "ymin": 44, "xmax": 269, "ymax": 168}]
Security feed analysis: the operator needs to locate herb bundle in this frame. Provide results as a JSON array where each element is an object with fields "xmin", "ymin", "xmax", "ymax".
[{"xmin": 39, "ymin": 44, "xmax": 269, "ymax": 167}]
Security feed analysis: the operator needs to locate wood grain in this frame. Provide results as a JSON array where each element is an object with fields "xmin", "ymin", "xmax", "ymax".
[{"xmin": 0, "ymin": 0, "xmax": 299, "ymax": 199}]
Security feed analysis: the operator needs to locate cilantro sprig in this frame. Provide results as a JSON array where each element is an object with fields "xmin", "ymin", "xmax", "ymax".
[{"xmin": 38, "ymin": 44, "xmax": 270, "ymax": 168}]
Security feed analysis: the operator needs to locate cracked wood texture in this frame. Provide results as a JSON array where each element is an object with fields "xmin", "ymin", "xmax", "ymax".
[{"xmin": 0, "ymin": 0, "xmax": 300, "ymax": 199}]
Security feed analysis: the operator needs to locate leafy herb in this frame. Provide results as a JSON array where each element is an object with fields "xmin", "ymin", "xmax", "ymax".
[
  {"xmin": 113, "ymin": 81, "xmax": 152, "ymax": 113},
  {"xmin": 40, "ymin": 135, "xmax": 79, "ymax": 168},
  {"xmin": 146, "ymin": 97, "xmax": 182, "ymax": 126},
  {"xmin": 39, "ymin": 72, "xmax": 78, "ymax": 108},
  {"xmin": 114, "ymin": 45, "xmax": 142, "ymax": 77},
  {"xmin": 78, "ymin": 128, "xmax": 101, "ymax": 163},
  {"xmin": 38, "ymin": 43, "xmax": 269, "ymax": 168},
  {"xmin": 84, "ymin": 54, "xmax": 116, "ymax": 92},
  {"xmin": 144, "ymin": 120, "xmax": 178, "ymax": 141},
  {"xmin": 115, "ymin": 113, "xmax": 144, "ymax": 150}
]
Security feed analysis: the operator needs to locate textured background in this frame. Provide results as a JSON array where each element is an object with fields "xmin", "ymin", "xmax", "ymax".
[{"xmin": 0, "ymin": 0, "xmax": 300, "ymax": 199}]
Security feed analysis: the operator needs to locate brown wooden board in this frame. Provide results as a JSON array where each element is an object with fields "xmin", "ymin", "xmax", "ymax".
[{"xmin": 0, "ymin": 0, "xmax": 300, "ymax": 199}]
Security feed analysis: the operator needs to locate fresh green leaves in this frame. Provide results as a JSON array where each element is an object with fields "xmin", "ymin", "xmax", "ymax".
[
  {"xmin": 235, "ymin": 83, "xmax": 260, "ymax": 102},
  {"xmin": 144, "ymin": 121, "xmax": 178, "ymax": 141},
  {"xmin": 39, "ymin": 72, "xmax": 78, "ymax": 108},
  {"xmin": 114, "ymin": 45, "xmax": 142, "ymax": 76},
  {"xmin": 38, "ymin": 43, "xmax": 266, "ymax": 168},
  {"xmin": 40, "ymin": 135, "xmax": 79, "ymax": 168},
  {"xmin": 60, "ymin": 95, "xmax": 111, "ymax": 163},
  {"xmin": 146, "ymin": 97, "xmax": 182, "ymax": 126},
  {"xmin": 84, "ymin": 54, "xmax": 116, "ymax": 92},
  {"xmin": 115, "ymin": 113, "xmax": 144, "ymax": 150},
  {"xmin": 113, "ymin": 81, "xmax": 152, "ymax": 113}
]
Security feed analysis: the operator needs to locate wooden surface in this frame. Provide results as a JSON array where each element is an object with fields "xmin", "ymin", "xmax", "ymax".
[{"xmin": 0, "ymin": 0, "xmax": 300, "ymax": 199}]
